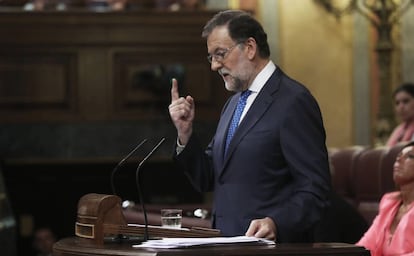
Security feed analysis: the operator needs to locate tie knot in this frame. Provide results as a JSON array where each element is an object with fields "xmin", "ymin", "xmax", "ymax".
[{"xmin": 240, "ymin": 90, "xmax": 251, "ymax": 102}]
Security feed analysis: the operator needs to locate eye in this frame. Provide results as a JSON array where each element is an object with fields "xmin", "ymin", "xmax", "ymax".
[
  {"xmin": 407, "ymin": 154, "xmax": 414, "ymax": 159},
  {"xmin": 215, "ymin": 51, "xmax": 226, "ymax": 58}
]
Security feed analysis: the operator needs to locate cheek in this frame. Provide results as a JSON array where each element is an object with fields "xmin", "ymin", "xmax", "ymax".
[
  {"xmin": 408, "ymin": 104, "xmax": 414, "ymax": 113},
  {"xmin": 402, "ymin": 163, "xmax": 414, "ymax": 176},
  {"xmin": 236, "ymin": 61, "xmax": 253, "ymax": 79}
]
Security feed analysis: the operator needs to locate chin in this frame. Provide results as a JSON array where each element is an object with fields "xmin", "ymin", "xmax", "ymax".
[{"xmin": 224, "ymin": 82, "xmax": 235, "ymax": 92}]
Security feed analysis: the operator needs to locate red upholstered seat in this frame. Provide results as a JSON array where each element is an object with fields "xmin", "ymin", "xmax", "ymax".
[
  {"xmin": 329, "ymin": 146, "xmax": 367, "ymax": 205},
  {"xmin": 380, "ymin": 143, "xmax": 405, "ymax": 194},
  {"xmin": 353, "ymin": 147, "xmax": 387, "ymax": 224}
]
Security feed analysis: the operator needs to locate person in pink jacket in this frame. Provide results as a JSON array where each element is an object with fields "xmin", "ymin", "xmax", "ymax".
[
  {"xmin": 357, "ymin": 141, "xmax": 414, "ymax": 255},
  {"xmin": 387, "ymin": 83, "xmax": 414, "ymax": 147}
]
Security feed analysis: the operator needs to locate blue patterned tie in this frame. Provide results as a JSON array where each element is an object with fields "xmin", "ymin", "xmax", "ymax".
[{"xmin": 225, "ymin": 90, "xmax": 252, "ymax": 154}]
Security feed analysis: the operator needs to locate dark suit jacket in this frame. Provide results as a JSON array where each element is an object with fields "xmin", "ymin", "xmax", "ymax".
[
  {"xmin": 313, "ymin": 192, "xmax": 368, "ymax": 243},
  {"xmin": 174, "ymin": 67, "xmax": 331, "ymax": 242}
]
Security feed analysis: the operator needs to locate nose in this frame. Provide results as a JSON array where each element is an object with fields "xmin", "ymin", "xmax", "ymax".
[
  {"xmin": 396, "ymin": 153, "xmax": 402, "ymax": 162},
  {"xmin": 393, "ymin": 161, "xmax": 400, "ymax": 172},
  {"xmin": 395, "ymin": 102, "xmax": 404, "ymax": 112},
  {"xmin": 210, "ymin": 60, "xmax": 222, "ymax": 71},
  {"xmin": 395, "ymin": 152, "xmax": 406, "ymax": 164},
  {"xmin": 394, "ymin": 153, "xmax": 403, "ymax": 166}
]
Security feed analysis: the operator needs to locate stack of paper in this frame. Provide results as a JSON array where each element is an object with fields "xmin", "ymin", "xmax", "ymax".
[{"xmin": 133, "ymin": 236, "xmax": 275, "ymax": 249}]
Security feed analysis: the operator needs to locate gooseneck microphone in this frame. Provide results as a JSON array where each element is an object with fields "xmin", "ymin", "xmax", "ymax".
[
  {"xmin": 110, "ymin": 139, "xmax": 148, "ymax": 196},
  {"xmin": 135, "ymin": 137, "xmax": 166, "ymax": 241}
]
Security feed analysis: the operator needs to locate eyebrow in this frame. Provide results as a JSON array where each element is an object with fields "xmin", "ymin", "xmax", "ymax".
[{"xmin": 212, "ymin": 47, "xmax": 228, "ymax": 53}]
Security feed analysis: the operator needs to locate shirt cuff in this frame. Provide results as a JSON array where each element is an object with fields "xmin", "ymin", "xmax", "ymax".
[{"xmin": 176, "ymin": 138, "xmax": 186, "ymax": 155}]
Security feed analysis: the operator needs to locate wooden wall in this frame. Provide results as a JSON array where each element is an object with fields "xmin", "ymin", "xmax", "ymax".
[
  {"xmin": 0, "ymin": 10, "xmax": 227, "ymax": 123},
  {"xmin": 0, "ymin": 10, "xmax": 225, "ymax": 256}
]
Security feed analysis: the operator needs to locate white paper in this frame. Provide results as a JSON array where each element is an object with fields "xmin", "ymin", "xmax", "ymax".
[{"xmin": 133, "ymin": 236, "xmax": 275, "ymax": 249}]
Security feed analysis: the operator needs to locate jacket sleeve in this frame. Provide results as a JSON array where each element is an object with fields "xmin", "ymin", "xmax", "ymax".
[
  {"xmin": 173, "ymin": 134, "xmax": 215, "ymax": 193},
  {"xmin": 356, "ymin": 193, "xmax": 397, "ymax": 256},
  {"xmin": 356, "ymin": 214, "xmax": 381, "ymax": 256}
]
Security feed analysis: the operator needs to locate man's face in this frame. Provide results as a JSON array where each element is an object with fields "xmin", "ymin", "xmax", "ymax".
[{"xmin": 206, "ymin": 26, "xmax": 252, "ymax": 92}]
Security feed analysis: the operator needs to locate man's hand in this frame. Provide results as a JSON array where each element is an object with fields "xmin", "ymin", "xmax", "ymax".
[
  {"xmin": 245, "ymin": 217, "xmax": 277, "ymax": 241},
  {"xmin": 168, "ymin": 78, "xmax": 195, "ymax": 145}
]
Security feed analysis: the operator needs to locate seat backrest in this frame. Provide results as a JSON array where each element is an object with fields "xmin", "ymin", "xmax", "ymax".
[
  {"xmin": 353, "ymin": 147, "xmax": 387, "ymax": 202},
  {"xmin": 353, "ymin": 147, "xmax": 388, "ymax": 224},
  {"xmin": 329, "ymin": 146, "xmax": 367, "ymax": 200},
  {"xmin": 380, "ymin": 143, "xmax": 404, "ymax": 194}
]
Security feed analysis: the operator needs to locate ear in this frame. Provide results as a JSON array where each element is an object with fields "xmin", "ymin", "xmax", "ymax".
[{"xmin": 245, "ymin": 37, "xmax": 258, "ymax": 60}]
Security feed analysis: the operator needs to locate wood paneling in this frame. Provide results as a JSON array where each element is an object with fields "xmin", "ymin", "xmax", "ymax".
[
  {"xmin": 0, "ymin": 10, "xmax": 226, "ymax": 122},
  {"xmin": 0, "ymin": 52, "xmax": 77, "ymax": 107}
]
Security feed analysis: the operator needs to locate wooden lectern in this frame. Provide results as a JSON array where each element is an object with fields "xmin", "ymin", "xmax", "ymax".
[{"xmin": 75, "ymin": 193, "xmax": 220, "ymax": 244}]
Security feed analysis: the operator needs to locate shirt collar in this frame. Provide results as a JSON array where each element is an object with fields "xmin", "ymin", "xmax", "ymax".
[{"xmin": 248, "ymin": 60, "xmax": 276, "ymax": 94}]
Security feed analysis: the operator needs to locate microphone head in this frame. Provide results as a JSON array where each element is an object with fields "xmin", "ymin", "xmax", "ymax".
[{"xmin": 138, "ymin": 137, "xmax": 166, "ymax": 168}]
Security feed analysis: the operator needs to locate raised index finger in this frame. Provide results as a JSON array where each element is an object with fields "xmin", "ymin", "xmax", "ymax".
[{"xmin": 171, "ymin": 78, "xmax": 179, "ymax": 102}]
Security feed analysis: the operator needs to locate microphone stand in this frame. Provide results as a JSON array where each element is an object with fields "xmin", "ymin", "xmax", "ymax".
[
  {"xmin": 110, "ymin": 139, "xmax": 148, "ymax": 196},
  {"xmin": 135, "ymin": 138, "xmax": 166, "ymax": 241}
]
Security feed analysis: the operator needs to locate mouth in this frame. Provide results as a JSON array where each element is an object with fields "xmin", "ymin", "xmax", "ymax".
[
  {"xmin": 218, "ymin": 69, "xmax": 233, "ymax": 84},
  {"xmin": 219, "ymin": 69, "xmax": 229, "ymax": 76},
  {"xmin": 393, "ymin": 166, "xmax": 401, "ymax": 174},
  {"xmin": 219, "ymin": 71, "xmax": 230, "ymax": 80}
]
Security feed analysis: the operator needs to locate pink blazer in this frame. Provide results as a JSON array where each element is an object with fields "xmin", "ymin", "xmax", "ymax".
[
  {"xmin": 387, "ymin": 121, "xmax": 414, "ymax": 147},
  {"xmin": 357, "ymin": 192, "xmax": 414, "ymax": 256}
]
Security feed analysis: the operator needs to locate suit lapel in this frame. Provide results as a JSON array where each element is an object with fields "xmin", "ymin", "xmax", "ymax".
[{"xmin": 218, "ymin": 69, "xmax": 282, "ymax": 177}]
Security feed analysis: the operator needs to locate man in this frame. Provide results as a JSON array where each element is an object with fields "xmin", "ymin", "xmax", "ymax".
[{"xmin": 168, "ymin": 10, "xmax": 331, "ymax": 242}]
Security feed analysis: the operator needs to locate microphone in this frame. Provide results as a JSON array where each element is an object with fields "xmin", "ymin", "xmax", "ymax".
[
  {"xmin": 135, "ymin": 137, "xmax": 166, "ymax": 241},
  {"xmin": 110, "ymin": 139, "xmax": 148, "ymax": 196}
]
